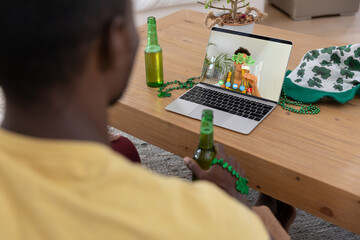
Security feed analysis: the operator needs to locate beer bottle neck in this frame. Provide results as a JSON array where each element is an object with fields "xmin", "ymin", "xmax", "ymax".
[
  {"xmin": 147, "ymin": 23, "xmax": 159, "ymax": 46},
  {"xmin": 198, "ymin": 120, "xmax": 214, "ymax": 149}
]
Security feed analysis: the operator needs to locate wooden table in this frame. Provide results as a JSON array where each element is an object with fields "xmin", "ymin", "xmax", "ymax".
[{"xmin": 108, "ymin": 10, "xmax": 360, "ymax": 234}]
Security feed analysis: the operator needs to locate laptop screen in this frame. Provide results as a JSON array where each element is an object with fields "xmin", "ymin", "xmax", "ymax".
[{"xmin": 200, "ymin": 28, "xmax": 292, "ymax": 102}]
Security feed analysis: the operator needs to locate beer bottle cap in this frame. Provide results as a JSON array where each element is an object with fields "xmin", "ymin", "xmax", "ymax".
[
  {"xmin": 202, "ymin": 109, "xmax": 213, "ymax": 120},
  {"xmin": 147, "ymin": 16, "xmax": 156, "ymax": 24}
]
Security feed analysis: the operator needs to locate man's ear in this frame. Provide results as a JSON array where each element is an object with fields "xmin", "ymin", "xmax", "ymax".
[{"xmin": 98, "ymin": 16, "xmax": 126, "ymax": 71}]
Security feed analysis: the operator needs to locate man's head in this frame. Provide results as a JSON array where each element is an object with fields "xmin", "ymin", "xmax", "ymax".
[
  {"xmin": 0, "ymin": 0, "xmax": 138, "ymax": 107},
  {"xmin": 233, "ymin": 47, "xmax": 251, "ymax": 71}
]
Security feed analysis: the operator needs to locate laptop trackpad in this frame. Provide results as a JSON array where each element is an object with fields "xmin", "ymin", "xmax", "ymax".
[{"xmin": 189, "ymin": 106, "xmax": 230, "ymax": 125}]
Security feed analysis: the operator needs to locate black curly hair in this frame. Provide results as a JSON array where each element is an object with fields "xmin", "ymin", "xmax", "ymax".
[
  {"xmin": 234, "ymin": 47, "xmax": 251, "ymax": 56},
  {"xmin": 0, "ymin": 0, "xmax": 126, "ymax": 104}
]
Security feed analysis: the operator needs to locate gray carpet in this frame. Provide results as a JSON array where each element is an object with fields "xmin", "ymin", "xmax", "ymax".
[{"xmin": 109, "ymin": 127, "xmax": 360, "ymax": 240}]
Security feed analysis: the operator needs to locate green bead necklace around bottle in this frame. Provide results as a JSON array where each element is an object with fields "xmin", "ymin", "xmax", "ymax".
[{"xmin": 211, "ymin": 158, "xmax": 249, "ymax": 195}]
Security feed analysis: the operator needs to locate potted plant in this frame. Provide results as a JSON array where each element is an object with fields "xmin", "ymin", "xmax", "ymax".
[
  {"xmin": 201, "ymin": 43, "xmax": 234, "ymax": 81},
  {"xmin": 198, "ymin": 0, "xmax": 268, "ymax": 32}
]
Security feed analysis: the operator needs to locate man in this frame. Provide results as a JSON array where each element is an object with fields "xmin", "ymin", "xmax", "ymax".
[
  {"xmin": 232, "ymin": 47, "xmax": 262, "ymax": 98},
  {"xmin": 0, "ymin": 1, "xmax": 294, "ymax": 239}
]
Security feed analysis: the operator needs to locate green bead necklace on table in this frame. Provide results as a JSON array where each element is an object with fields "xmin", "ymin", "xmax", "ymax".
[
  {"xmin": 157, "ymin": 77, "xmax": 320, "ymax": 114},
  {"xmin": 278, "ymin": 87, "xmax": 320, "ymax": 114},
  {"xmin": 157, "ymin": 77, "xmax": 200, "ymax": 98}
]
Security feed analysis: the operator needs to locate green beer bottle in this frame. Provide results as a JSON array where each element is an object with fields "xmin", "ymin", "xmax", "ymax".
[
  {"xmin": 193, "ymin": 109, "xmax": 216, "ymax": 180},
  {"xmin": 145, "ymin": 16, "xmax": 164, "ymax": 87}
]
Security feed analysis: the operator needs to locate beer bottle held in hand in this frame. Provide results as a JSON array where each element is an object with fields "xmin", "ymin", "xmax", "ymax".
[
  {"xmin": 193, "ymin": 109, "xmax": 216, "ymax": 181},
  {"xmin": 145, "ymin": 16, "xmax": 164, "ymax": 87}
]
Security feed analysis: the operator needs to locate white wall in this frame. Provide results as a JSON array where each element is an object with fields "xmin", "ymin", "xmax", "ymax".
[
  {"xmin": 133, "ymin": 0, "xmax": 266, "ymax": 26},
  {"xmin": 205, "ymin": 30, "xmax": 292, "ymax": 101}
]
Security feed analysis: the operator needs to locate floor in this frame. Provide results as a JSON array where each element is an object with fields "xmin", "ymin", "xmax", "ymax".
[{"xmin": 260, "ymin": 0, "xmax": 360, "ymax": 43}]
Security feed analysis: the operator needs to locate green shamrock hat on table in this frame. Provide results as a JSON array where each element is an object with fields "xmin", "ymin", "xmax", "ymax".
[{"xmin": 284, "ymin": 44, "xmax": 360, "ymax": 103}]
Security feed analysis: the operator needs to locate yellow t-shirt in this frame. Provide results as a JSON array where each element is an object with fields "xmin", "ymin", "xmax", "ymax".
[{"xmin": 0, "ymin": 128, "xmax": 269, "ymax": 240}]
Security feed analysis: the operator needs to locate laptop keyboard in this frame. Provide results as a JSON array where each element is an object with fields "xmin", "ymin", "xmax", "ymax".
[{"xmin": 180, "ymin": 86, "xmax": 273, "ymax": 121}]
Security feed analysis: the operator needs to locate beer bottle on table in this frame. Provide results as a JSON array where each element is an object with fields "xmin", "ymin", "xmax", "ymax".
[
  {"xmin": 192, "ymin": 109, "xmax": 216, "ymax": 181},
  {"xmin": 145, "ymin": 16, "xmax": 164, "ymax": 87}
]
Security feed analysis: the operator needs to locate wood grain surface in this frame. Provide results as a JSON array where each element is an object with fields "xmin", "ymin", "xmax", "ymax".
[{"xmin": 108, "ymin": 10, "xmax": 360, "ymax": 234}]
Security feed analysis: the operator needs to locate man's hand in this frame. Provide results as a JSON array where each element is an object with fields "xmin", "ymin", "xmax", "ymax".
[{"xmin": 184, "ymin": 143, "xmax": 249, "ymax": 206}]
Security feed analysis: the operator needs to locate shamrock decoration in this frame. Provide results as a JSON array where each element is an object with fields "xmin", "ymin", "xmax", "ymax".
[
  {"xmin": 310, "ymin": 50, "xmax": 320, "ymax": 58},
  {"xmin": 321, "ymin": 47, "xmax": 336, "ymax": 55},
  {"xmin": 307, "ymin": 77, "xmax": 323, "ymax": 88},
  {"xmin": 300, "ymin": 62, "xmax": 307, "ymax": 68},
  {"xmin": 297, "ymin": 69, "xmax": 305, "ymax": 78},
  {"xmin": 336, "ymin": 78, "xmax": 344, "ymax": 84},
  {"xmin": 295, "ymin": 79, "xmax": 302, "ymax": 83},
  {"xmin": 232, "ymin": 53, "xmax": 255, "ymax": 65},
  {"xmin": 355, "ymin": 47, "xmax": 360, "ymax": 58},
  {"xmin": 303, "ymin": 52, "xmax": 314, "ymax": 62},
  {"xmin": 344, "ymin": 57, "xmax": 360, "ymax": 71},
  {"xmin": 330, "ymin": 53, "xmax": 341, "ymax": 65},
  {"xmin": 337, "ymin": 45, "xmax": 352, "ymax": 56},
  {"xmin": 351, "ymin": 80, "xmax": 360, "ymax": 88},
  {"xmin": 340, "ymin": 68, "xmax": 355, "ymax": 79},
  {"xmin": 312, "ymin": 66, "xmax": 331, "ymax": 79},
  {"xmin": 320, "ymin": 60, "xmax": 332, "ymax": 67},
  {"xmin": 333, "ymin": 84, "xmax": 343, "ymax": 91}
]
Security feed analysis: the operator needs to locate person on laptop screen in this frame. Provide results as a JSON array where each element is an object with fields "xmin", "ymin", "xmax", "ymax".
[
  {"xmin": 231, "ymin": 47, "xmax": 262, "ymax": 98},
  {"xmin": 203, "ymin": 46, "xmax": 262, "ymax": 98}
]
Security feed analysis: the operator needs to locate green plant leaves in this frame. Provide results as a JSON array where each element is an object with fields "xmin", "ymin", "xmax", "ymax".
[
  {"xmin": 295, "ymin": 79, "xmax": 302, "ymax": 83},
  {"xmin": 312, "ymin": 66, "xmax": 331, "ymax": 79},
  {"xmin": 321, "ymin": 47, "xmax": 336, "ymax": 55},
  {"xmin": 307, "ymin": 77, "xmax": 323, "ymax": 88},
  {"xmin": 344, "ymin": 57, "xmax": 360, "ymax": 71},
  {"xmin": 213, "ymin": 53, "xmax": 233, "ymax": 77},
  {"xmin": 340, "ymin": 68, "xmax": 355, "ymax": 79},
  {"xmin": 300, "ymin": 62, "xmax": 307, "ymax": 68}
]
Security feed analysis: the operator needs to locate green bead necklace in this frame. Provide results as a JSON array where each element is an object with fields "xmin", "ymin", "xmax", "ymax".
[
  {"xmin": 278, "ymin": 87, "xmax": 320, "ymax": 114},
  {"xmin": 211, "ymin": 158, "xmax": 249, "ymax": 195},
  {"xmin": 157, "ymin": 77, "xmax": 200, "ymax": 98}
]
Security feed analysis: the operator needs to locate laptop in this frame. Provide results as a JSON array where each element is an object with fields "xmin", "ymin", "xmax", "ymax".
[{"xmin": 165, "ymin": 27, "xmax": 292, "ymax": 134}]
